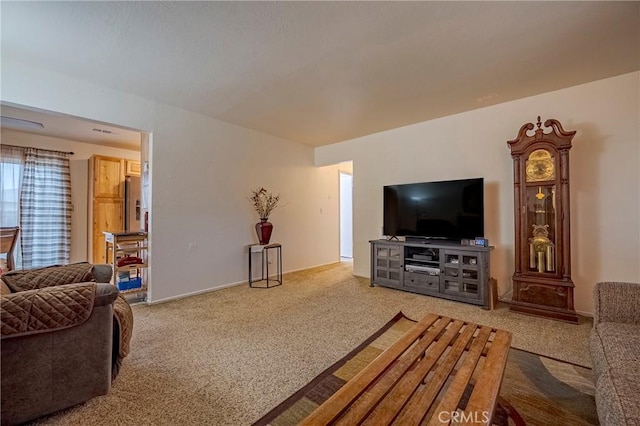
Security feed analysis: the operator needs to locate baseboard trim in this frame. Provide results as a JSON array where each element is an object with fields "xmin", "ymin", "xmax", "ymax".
[
  {"xmin": 147, "ymin": 260, "xmax": 344, "ymax": 305},
  {"xmin": 284, "ymin": 261, "xmax": 341, "ymax": 274},
  {"xmin": 148, "ymin": 279, "xmax": 246, "ymax": 305}
]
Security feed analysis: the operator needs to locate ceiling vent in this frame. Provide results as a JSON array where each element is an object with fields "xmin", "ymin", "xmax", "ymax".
[
  {"xmin": 1, "ymin": 116, "xmax": 45, "ymax": 129},
  {"xmin": 92, "ymin": 127, "xmax": 116, "ymax": 134}
]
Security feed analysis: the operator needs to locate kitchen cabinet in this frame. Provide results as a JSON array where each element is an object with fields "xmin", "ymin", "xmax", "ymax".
[
  {"xmin": 125, "ymin": 160, "xmax": 141, "ymax": 177},
  {"xmin": 88, "ymin": 155, "xmax": 125, "ymax": 263}
]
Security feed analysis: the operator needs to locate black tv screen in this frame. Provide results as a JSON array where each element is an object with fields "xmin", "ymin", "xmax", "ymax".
[{"xmin": 383, "ymin": 178, "xmax": 484, "ymax": 240}]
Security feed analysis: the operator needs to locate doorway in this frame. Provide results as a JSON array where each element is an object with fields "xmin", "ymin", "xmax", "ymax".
[
  {"xmin": 339, "ymin": 171, "xmax": 353, "ymax": 259},
  {"xmin": 0, "ymin": 103, "xmax": 152, "ymax": 301}
]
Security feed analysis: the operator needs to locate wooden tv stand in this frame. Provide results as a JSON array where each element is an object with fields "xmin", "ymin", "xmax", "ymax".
[{"xmin": 370, "ymin": 239, "xmax": 494, "ymax": 309}]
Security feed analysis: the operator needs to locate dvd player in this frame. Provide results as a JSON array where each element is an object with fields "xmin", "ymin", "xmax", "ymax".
[{"xmin": 405, "ymin": 264, "xmax": 440, "ymax": 275}]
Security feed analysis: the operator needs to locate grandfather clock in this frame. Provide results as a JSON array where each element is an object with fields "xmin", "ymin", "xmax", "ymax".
[{"xmin": 507, "ymin": 117, "xmax": 578, "ymax": 323}]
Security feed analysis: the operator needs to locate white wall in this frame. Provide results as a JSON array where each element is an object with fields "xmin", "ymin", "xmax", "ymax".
[
  {"xmin": 316, "ymin": 71, "xmax": 640, "ymax": 315},
  {"xmin": 1, "ymin": 129, "xmax": 140, "ymax": 263},
  {"xmin": 2, "ymin": 54, "xmax": 341, "ymax": 303}
]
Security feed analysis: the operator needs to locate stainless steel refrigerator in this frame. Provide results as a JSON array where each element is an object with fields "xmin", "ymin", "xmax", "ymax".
[{"xmin": 124, "ymin": 176, "xmax": 141, "ymax": 232}]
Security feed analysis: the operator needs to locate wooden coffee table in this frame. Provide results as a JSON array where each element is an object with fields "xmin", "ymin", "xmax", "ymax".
[{"xmin": 300, "ymin": 313, "xmax": 512, "ymax": 425}]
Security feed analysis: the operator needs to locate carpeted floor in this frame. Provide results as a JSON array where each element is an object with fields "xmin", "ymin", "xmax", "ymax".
[{"xmin": 32, "ymin": 261, "xmax": 594, "ymax": 425}]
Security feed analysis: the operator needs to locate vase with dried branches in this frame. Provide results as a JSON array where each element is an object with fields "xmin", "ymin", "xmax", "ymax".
[{"xmin": 248, "ymin": 188, "xmax": 280, "ymax": 244}]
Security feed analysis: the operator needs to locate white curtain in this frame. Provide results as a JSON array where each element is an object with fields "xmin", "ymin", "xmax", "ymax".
[{"xmin": 0, "ymin": 145, "xmax": 25, "ymax": 269}]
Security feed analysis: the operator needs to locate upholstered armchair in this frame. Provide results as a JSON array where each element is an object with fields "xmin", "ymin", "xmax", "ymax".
[{"xmin": 0, "ymin": 263, "xmax": 125, "ymax": 425}]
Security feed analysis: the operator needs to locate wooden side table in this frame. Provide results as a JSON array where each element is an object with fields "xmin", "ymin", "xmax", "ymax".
[{"xmin": 248, "ymin": 243, "xmax": 282, "ymax": 288}]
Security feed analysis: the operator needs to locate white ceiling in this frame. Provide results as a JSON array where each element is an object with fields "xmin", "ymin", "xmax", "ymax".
[
  {"xmin": 1, "ymin": 105, "xmax": 142, "ymax": 151},
  {"xmin": 2, "ymin": 1, "xmax": 638, "ymax": 147}
]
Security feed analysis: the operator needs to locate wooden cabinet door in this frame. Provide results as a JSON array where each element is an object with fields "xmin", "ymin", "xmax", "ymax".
[
  {"xmin": 372, "ymin": 244, "xmax": 403, "ymax": 288},
  {"xmin": 94, "ymin": 156, "xmax": 124, "ymax": 198},
  {"xmin": 125, "ymin": 160, "xmax": 141, "ymax": 177},
  {"xmin": 92, "ymin": 199, "xmax": 123, "ymax": 263}
]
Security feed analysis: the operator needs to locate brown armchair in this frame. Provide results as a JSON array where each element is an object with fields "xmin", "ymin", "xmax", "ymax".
[{"xmin": 0, "ymin": 263, "xmax": 122, "ymax": 425}]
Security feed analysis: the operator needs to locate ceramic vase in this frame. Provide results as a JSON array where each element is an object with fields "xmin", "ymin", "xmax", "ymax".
[{"xmin": 255, "ymin": 218, "xmax": 273, "ymax": 245}]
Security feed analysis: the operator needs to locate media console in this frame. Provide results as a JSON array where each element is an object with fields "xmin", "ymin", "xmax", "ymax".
[{"xmin": 370, "ymin": 239, "xmax": 495, "ymax": 309}]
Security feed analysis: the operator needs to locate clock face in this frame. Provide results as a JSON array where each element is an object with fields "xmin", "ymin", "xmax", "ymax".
[{"xmin": 525, "ymin": 150, "xmax": 555, "ymax": 182}]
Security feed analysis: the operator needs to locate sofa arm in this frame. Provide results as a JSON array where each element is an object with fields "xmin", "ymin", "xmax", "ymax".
[
  {"xmin": 1, "ymin": 282, "xmax": 118, "ymax": 338},
  {"xmin": 92, "ymin": 264, "xmax": 113, "ymax": 283},
  {"xmin": 593, "ymin": 281, "xmax": 640, "ymax": 325},
  {"xmin": 94, "ymin": 283, "xmax": 119, "ymax": 306}
]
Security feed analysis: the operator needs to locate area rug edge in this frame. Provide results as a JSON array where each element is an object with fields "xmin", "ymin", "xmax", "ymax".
[{"xmin": 252, "ymin": 311, "xmax": 412, "ymax": 425}]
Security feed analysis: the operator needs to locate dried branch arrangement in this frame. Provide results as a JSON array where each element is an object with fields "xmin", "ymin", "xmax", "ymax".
[{"xmin": 248, "ymin": 187, "xmax": 280, "ymax": 220}]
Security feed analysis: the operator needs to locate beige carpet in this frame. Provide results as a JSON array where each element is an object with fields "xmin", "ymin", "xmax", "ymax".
[{"xmin": 32, "ymin": 261, "xmax": 593, "ymax": 425}]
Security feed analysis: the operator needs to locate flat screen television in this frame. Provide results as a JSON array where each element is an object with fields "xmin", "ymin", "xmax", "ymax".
[{"xmin": 383, "ymin": 178, "xmax": 484, "ymax": 240}]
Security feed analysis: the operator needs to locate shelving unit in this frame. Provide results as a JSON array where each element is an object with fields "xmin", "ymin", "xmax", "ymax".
[
  {"xmin": 104, "ymin": 231, "xmax": 148, "ymax": 299},
  {"xmin": 370, "ymin": 239, "xmax": 494, "ymax": 309}
]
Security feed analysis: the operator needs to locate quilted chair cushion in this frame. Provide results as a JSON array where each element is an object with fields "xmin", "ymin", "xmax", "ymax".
[
  {"xmin": 1, "ymin": 282, "xmax": 96, "ymax": 338},
  {"xmin": 0, "ymin": 278, "xmax": 11, "ymax": 295},
  {"xmin": 1, "ymin": 262, "xmax": 94, "ymax": 292}
]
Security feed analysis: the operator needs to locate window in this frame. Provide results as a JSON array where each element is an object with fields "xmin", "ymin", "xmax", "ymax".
[{"xmin": 0, "ymin": 146, "xmax": 24, "ymax": 227}]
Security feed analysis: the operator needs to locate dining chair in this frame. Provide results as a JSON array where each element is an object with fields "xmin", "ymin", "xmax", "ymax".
[{"xmin": 0, "ymin": 227, "xmax": 20, "ymax": 272}]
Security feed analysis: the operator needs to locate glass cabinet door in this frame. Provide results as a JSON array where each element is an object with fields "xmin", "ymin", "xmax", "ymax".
[
  {"xmin": 375, "ymin": 246, "xmax": 402, "ymax": 282},
  {"xmin": 443, "ymin": 251, "xmax": 481, "ymax": 299},
  {"xmin": 387, "ymin": 247, "xmax": 401, "ymax": 281},
  {"xmin": 525, "ymin": 184, "xmax": 557, "ymax": 273}
]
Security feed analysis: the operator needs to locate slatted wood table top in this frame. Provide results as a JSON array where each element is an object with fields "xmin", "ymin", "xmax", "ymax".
[{"xmin": 300, "ymin": 313, "xmax": 512, "ymax": 426}]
